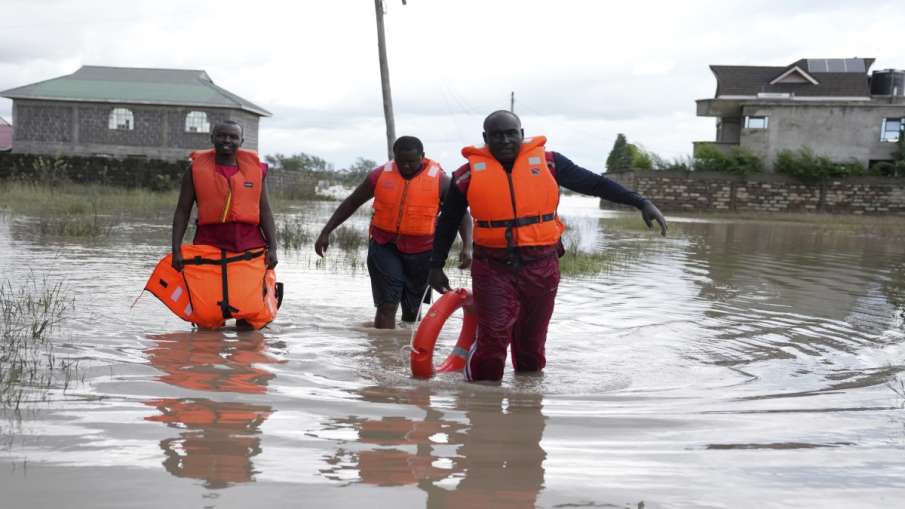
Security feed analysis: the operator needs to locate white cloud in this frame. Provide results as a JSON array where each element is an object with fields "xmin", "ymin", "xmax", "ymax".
[{"xmin": 1, "ymin": 0, "xmax": 903, "ymax": 168}]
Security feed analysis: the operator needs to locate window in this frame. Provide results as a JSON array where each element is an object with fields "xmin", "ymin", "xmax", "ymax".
[
  {"xmin": 185, "ymin": 111, "xmax": 210, "ymax": 133},
  {"xmin": 108, "ymin": 108, "xmax": 134, "ymax": 130},
  {"xmin": 744, "ymin": 116, "xmax": 768, "ymax": 129},
  {"xmin": 881, "ymin": 118, "xmax": 903, "ymax": 142}
]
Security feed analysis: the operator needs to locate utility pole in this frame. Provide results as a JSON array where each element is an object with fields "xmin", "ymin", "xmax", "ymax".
[
  {"xmin": 374, "ymin": 0, "xmax": 405, "ymax": 160},
  {"xmin": 510, "ymin": 91, "xmax": 515, "ymax": 113}
]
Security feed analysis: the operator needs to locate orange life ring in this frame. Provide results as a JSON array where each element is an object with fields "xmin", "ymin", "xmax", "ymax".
[{"xmin": 410, "ymin": 288, "xmax": 477, "ymax": 379}]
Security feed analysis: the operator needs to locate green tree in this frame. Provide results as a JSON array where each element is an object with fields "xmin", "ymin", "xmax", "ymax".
[
  {"xmin": 606, "ymin": 133, "xmax": 633, "ymax": 171},
  {"xmin": 265, "ymin": 152, "xmax": 334, "ymax": 173},
  {"xmin": 693, "ymin": 144, "xmax": 763, "ymax": 175},
  {"xmin": 340, "ymin": 157, "xmax": 379, "ymax": 185}
]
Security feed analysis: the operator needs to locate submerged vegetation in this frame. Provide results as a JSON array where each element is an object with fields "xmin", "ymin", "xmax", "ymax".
[
  {"xmin": 1, "ymin": 277, "xmax": 80, "ymax": 412},
  {"xmin": 331, "ymin": 226, "xmax": 368, "ymax": 252},
  {"xmin": 277, "ymin": 216, "xmax": 313, "ymax": 251}
]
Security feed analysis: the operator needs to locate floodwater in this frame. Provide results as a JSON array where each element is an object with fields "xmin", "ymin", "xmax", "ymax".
[{"xmin": 1, "ymin": 195, "xmax": 904, "ymax": 508}]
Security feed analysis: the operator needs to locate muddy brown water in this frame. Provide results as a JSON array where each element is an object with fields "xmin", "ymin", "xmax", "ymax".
[{"xmin": 1, "ymin": 196, "xmax": 904, "ymax": 508}]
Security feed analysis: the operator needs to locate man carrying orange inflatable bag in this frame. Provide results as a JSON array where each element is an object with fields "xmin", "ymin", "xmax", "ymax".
[{"xmin": 146, "ymin": 120, "xmax": 280, "ymax": 330}]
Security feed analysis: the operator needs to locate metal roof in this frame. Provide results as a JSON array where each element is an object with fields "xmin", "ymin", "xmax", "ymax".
[
  {"xmin": 709, "ymin": 58, "xmax": 875, "ymax": 98},
  {"xmin": 0, "ymin": 65, "xmax": 271, "ymax": 117}
]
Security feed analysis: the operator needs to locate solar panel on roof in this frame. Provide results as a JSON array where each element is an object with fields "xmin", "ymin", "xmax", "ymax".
[
  {"xmin": 844, "ymin": 59, "xmax": 865, "ymax": 72},
  {"xmin": 807, "ymin": 58, "xmax": 865, "ymax": 73},
  {"xmin": 807, "ymin": 59, "xmax": 828, "ymax": 72},
  {"xmin": 826, "ymin": 59, "xmax": 845, "ymax": 72}
]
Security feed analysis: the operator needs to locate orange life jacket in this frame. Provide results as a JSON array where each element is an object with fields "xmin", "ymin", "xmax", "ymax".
[
  {"xmin": 144, "ymin": 244, "xmax": 281, "ymax": 330},
  {"xmin": 191, "ymin": 148, "xmax": 262, "ymax": 225},
  {"xmin": 371, "ymin": 158, "xmax": 442, "ymax": 236},
  {"xmin": 463, "ymin": 136, "xmax": 564, "ymax": 248}
]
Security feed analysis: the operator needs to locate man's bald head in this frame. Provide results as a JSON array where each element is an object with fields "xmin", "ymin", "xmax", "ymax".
[
  {"xmin": 482, "ymin": 110, "xmax": 524, "ymax": 164},
  {"xmin": 483, "ymin": 110, "xmax": 521, "ymax": 132}
]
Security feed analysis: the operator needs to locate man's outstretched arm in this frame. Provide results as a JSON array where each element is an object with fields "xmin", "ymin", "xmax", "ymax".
[{"xmin": 553, "ymin": 152, "xmax": 667, "ymax": 236}]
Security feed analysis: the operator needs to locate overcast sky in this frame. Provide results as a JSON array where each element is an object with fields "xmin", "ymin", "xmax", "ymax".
[{"xmin": 1, "ymin": 0, "xmax": 903, "ymax": 171}]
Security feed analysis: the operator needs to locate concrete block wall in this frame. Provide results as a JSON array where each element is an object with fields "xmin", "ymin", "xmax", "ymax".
[
  {"xmin": 601, "ymin": 170, "xmax": 905, "ymax": 214},
  {"xmin": 13, "ymin": 102, "xmax": 72, "ymax": 142}
]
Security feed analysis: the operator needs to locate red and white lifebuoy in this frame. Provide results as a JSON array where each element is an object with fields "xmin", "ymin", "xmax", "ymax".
[{"xmin": 410, "ymin": 288, "xmax": 477, "ymax": 379}]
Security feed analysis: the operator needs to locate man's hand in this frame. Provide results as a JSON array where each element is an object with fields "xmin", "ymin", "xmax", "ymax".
[
  {"xmin": 314, "ymin": 230, "xmax": 330, "ymax": 257},
  {"xmin": 266, "ymin": 247, "xmax": 279, "ymax": 269},
  {"xmin": 457, "ymin": 248, "xmax": 472, "ymax": 270},
  {"xmin": 171, "ymin": 248, "xmax": 184, "ymax": 272},
  {"xmin": 429, "ymin": 268, "xmax": 452, "ymax": 294},
  {"xmin": 641, "ymin": 200, "xmax": 668, "ymax": 236}
]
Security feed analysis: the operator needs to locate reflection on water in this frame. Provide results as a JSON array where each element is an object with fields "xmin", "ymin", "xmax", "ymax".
[
  {"xmin": 318, "ymin": 384, "xmax": 546, "ymax": 508},
  {"xmin": 144, "ymin": 331, "xmax": 280, "ymax": 489},
  {"xmin": 146, "ymin": 398, "xmax": 271, "ymax": 489},
  {"xmin": 1, "ymin": 197, "xmax": 904, "ymax": 508},
  {"xmin": 145, "ymin": 331, "xmax": 279, "ymax": 394}
]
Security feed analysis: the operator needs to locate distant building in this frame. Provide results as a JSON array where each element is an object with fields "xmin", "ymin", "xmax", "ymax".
[
  {"xmin": 696, "ymin": 58, "xmax": 905, "ymax": 169},
  {"xmin": 0, "ymin": 66, "xmax": 271, "ymax": 161},
  {"xmin": 0, "ymin": 116, "xmax": 11, "ymax": 151}
]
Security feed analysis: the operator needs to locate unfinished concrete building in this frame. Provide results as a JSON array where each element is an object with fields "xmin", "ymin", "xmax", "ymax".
[
  {"xmin": 696, "ymin": 58, "xmax": 905, "ymax": 169},
  {"xmin": 0, "ymin": 65, "xmax": 271, "ymax": 161}
]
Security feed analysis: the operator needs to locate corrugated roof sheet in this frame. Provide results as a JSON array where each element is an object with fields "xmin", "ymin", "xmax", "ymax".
[
  {"xmin": 0, "ymin": 65, "xmax": 271, "ymax": 116},
  {"xmin": 709, "ymin": 58, "xmax": 874, "ymax": 98}
]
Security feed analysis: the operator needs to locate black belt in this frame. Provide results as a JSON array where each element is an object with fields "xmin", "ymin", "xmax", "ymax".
[{"xmin": 475, "ymin": 213, "xmax": 556, "ymax": 229}]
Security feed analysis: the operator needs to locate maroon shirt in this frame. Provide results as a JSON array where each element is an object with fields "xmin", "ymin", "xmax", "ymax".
[
  {"xmin": 366, "ymin": 162, "xmax": 442, "ymax": 254},
  {"xmin": 193, "ymin": 163, "xmax": 269, "ymax": 252}
]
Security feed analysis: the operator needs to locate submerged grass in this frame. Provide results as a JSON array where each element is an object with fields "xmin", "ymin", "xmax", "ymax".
[
  {"xmin": 332, "ymin": 226, "xmax": 367, "ymax": 252},
  {"xmin": 277, "ymin": 217, "xmax": 312, "ymax": 251},
  {"xmin": 1, "ymin": 277, "xmax": 80, "ymax": 412},
  {"xmin": 559, "ymin": 239, "xmax": 622, "ymax": 277}
]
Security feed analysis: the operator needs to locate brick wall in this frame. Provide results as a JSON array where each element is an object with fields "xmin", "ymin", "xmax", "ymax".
[{"xmin": 601, "ymin": 170, "xmax": 905, "ymax": 214}]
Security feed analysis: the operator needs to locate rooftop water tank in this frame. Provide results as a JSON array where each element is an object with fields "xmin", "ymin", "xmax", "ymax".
[{"xmin": 870, "ymin": 69, "xmax": 905, "ymax": 96}]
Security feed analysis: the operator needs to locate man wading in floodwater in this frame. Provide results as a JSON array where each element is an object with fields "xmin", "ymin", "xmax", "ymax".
[
  {"xmin": 429, "ymin": 111, "xmax": 668, "ymax": 382},
  {"xmin": 315, "ymin": 136, "xmax": 472, "ymax": 329},
  {"xmin": 170, "ymin": 120, "xmax": 278, "ymax": 329}
]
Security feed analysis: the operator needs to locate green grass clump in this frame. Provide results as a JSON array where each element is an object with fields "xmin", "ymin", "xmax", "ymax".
[
  {"xmin": 559, "ymin": 239, "xmax": 620, "ymax": 277},
  {"xmin": 1, "ymin": 277, "xmax": 80, "ymax": 411},
  {"xmin": 278, "ymin": 217, "xmax": 312, "ymax": 251},
  {"xmin": 34, "ymin": 213, "xmax": 115, "ymax": 238},
  {"xmin": 332, "ymin": 226, "xmax": 367, "ymax": 252}
]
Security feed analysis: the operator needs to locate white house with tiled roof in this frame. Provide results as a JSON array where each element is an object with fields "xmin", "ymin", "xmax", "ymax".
[
  {"xmin": 696, "ymin": 58, "xmax": 905, "ymax": 169},
  {"xmin": 0, "ymin": 66, "xmax": 271, "ymax": 161}
]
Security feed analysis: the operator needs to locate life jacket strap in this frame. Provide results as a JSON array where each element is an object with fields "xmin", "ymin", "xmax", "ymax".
[
  {"xmin": 181, "ymin": 249, "xmax": 266, "ymax": 266},
  {"xmin": 475, "ymin": 213, "xmax": 556, "ymax": 229}
]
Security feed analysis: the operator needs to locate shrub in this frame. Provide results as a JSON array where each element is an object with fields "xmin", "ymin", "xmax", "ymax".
[
  {"xmin": 0, "ymin": 152, "xmax": 186, "ymax": 190},
  {"xmin": 693, "ymin": 144, "xmax": 763, "ymax": 175},
  {"xmin": 774, "ymin": 147, "xmax": 865, "ymax": 181}
]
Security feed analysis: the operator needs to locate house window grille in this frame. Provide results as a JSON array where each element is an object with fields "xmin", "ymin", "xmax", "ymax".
[
  {"xmin": 881, "ymin": 118, "xmax": 903, "ymax": 142},
  {"xmin": 185, "ymin": 111, "xmax": 210, "ymax": 133},
  {"xmin": 744, "ymin": 116, "xmax": 768, "ymax": 129},
  {"xmin": 108, "ymin": 108, "xmax": 134, "ymax": 130}
]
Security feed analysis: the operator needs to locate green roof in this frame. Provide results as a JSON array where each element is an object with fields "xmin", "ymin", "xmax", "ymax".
[{"xmin": 0, "ymin": 65, "xmax": 271, "ymax": 117}]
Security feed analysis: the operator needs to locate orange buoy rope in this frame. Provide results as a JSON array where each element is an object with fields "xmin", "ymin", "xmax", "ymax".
[{"xmin": 410, "ymin": 288, "xmax": 477, "ymax": 379}]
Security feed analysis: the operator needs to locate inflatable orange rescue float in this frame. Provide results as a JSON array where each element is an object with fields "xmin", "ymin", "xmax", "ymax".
[
  {"xmin": 145, "ymin": 244, "xmax": 281, "ymax": 330},
  {"xmin": 410, "ymin": 288, "xmax": 477, "ymax": 379}
]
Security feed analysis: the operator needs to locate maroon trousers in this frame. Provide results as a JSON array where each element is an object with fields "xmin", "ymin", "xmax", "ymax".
[{"xmin": 466, "ymin": 251, "xmax": 560, "ymax": 382}]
